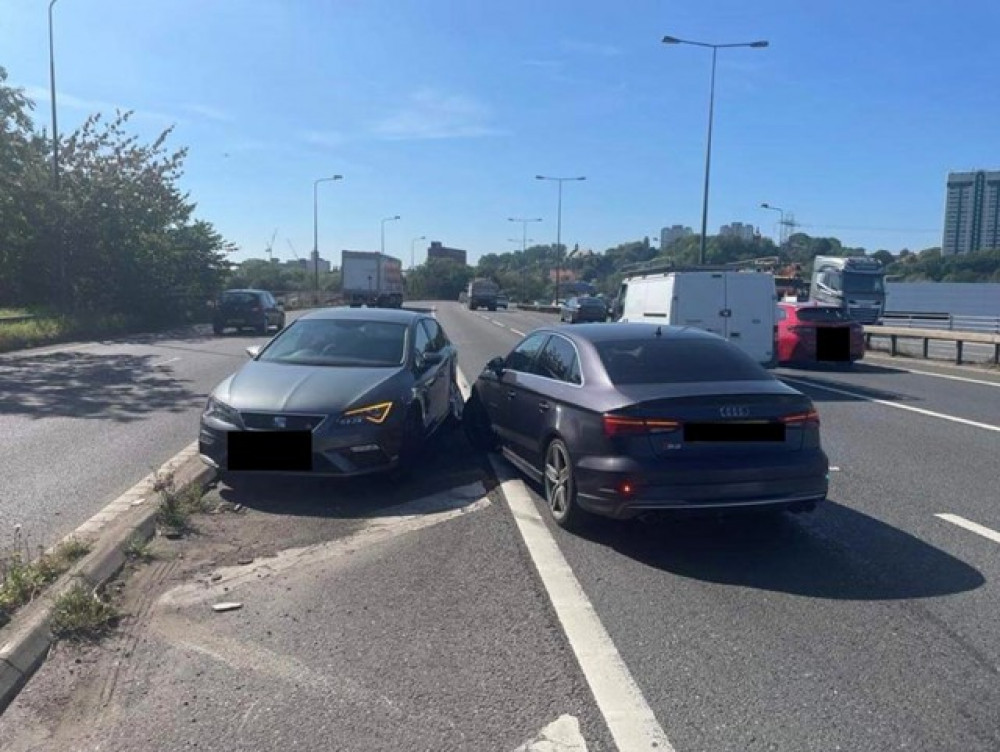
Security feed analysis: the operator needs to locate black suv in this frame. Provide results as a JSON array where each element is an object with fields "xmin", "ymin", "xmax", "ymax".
[{"xmin": 213, "ymin": 289, "xmax": 286, "ymax": 335}]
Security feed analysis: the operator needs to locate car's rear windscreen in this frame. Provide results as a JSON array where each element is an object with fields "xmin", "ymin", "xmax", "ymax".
[
  {"xmin": 595, "ymin": 338, "xmax": 772, "ymax": 384},
  {"xmin": 221, "ymin": 292, "xmax": 259, "ymax": 306},
  {"xmin": 796, "ymin": 307, "xmax": 850, "ymax": 323}
]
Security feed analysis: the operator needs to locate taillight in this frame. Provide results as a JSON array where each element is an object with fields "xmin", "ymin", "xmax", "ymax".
[
  {"xmin": 603, "ymin": 414, "xmax": 681, "ymax": 437},
  {"xmin": 782, "ymin": 408, "xmax": 820, "ymax": 426}
]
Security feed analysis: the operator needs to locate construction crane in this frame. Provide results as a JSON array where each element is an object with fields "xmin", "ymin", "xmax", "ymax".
[
  {"xmin": 264, "ymin": 229, "xmax": 277, "ymax": 262},
  {"xmin": 286, "ymin": 239, "xmax": 301, "ymax": 261}
]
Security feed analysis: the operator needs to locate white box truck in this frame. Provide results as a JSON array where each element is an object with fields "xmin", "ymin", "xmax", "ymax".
[
  {"xmin": 615, "ymin": 268, "xmax": 777, "ymax": 366},
  {"xmin": 341, "ymin": 251, "xmax": 404, "ymax": 308}
]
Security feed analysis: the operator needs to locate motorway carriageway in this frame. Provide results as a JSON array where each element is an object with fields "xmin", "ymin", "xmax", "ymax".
[{"xmin": 438, "ymin": 301, "xmax": 1000, "ymax": 752}]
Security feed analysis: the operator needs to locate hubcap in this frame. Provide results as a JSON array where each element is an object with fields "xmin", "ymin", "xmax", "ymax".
[{"xmin": 545, "ymin": 443, "xmax": 571, "ymax": 517}]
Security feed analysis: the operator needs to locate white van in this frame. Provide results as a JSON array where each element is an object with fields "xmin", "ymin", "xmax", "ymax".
[{"xmin": 616, "ymin": 270, "xmax": 777, "ymax": 366}]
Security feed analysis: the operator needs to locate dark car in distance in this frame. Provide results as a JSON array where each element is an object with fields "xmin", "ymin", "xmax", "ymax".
[
  {"xmin": 463, "ymin": 323, "xmax": 828, "ymax": 530},
  {"xmin": 200, "ymin": 308, "xmax": 461, "ymax": 477},
  {"xmin": 560, "ymin": 296, "xmax": 607, "ymax": 324},
  {"xmin": 213, "ymin": 289, "xmax": 286, "ymax": 335}
]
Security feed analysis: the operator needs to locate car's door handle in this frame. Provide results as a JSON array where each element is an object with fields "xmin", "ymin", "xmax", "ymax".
[
  {"xmin": 507, "ymin": 390, "xmax": 517, "ymax": 400},
  {"xmin": 538, "ymin": 401, "xmax": 551, "ymax": 411}
]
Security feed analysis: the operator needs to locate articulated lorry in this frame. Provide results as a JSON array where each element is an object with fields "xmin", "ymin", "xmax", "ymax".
[
  {"xmin": 341, "ymin": 251, "xmax": 404, "ymax": 308},
  {"xmin": 809, "ymin": 255, "xmax": 887, "ymax": 324}
]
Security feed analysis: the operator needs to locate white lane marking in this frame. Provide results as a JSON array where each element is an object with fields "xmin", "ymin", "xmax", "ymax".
[
  {"xmin": 510, "ymin": 328, "xmax": 526, "ymax": 337},
  {"xmin": 865, "ymin": 360, "xmax": 1000, "ymax": 389},
  {"xmin": 782, "ymin": 376, "xmax": 1000, "ymax": 434},
  {"xmin": 830, "ymin": 466, "xmax": 841, "ymax": 472},
  {"xmin": 152, "ymin": 356, "xmax": 181, "ymax": 366},
  {"xmin": 491, "ymin": 458, "xmax": 674, "ymax": 752},
  {"xmin": 454, "ymin": 364, "xmax": 672, "ymax": 751},
  {"xmin": 935, "ymin": 513, "xmax": 1000, "ymax": 546},
  {"xmin": 492, "ymin": 319, "xmax": 506, "ymax": 328},
  {"xmin": 513, "ymin": 714, "xmax": 588, "ymax": 752}
]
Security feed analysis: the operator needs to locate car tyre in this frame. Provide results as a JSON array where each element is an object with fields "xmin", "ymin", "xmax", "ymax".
[
  {"xmin": 544, "ymin": 438, "xmax": 587, "ymax": 530},
  {"xmin": 213, "ymin": 324, "xmax": 224, "ymax": 336},
  {"xmin": 462, "ymin": 389, "xmax": 497, "ymax": 452}
]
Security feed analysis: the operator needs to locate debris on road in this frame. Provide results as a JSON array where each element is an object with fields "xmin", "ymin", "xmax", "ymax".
[{"xmin": 211, "ymin": 602, "xmax": 243, "ymax": 613}]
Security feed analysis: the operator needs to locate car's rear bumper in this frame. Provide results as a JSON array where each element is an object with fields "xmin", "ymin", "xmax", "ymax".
[
  {"xmin": 574, "ymin": 450, "xmax": 829, "ymax": 519},
  {"xmin": 198, "ymin": 417, "xmax": 405, "ymax": 477}
]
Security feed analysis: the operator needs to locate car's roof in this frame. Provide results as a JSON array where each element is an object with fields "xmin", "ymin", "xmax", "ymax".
[
  {"xmin": 222, "ymin": 288, "xmax": 267, "ymax": 294},
  {"xmin": 542, "ymin": 322, "xmax": 722, "ymax": 344},
  {"xmin": 297, "ymin": 306, "xmax": 426, "ymax": 324}
]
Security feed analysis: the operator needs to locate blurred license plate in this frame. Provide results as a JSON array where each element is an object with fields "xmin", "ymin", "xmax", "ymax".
[
  {"xmin": 227, "ymin": 431, "xmax": 312, "ymax": 471},
  {"xmin": 684, "ymin": 422, "xmax": 785, "ymax": 442}
]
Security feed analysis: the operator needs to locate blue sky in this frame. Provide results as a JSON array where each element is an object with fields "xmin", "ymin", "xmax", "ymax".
[{"xmin": 3, "ymin": 0, "xmax": 999, "ymax": 265}]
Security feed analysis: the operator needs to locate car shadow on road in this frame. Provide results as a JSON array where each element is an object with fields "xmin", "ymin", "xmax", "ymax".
[
  {"xmin": 215, "ymin": 427, "xmax": 489, "ymax": 520},
  {"xmin": 572, "ymin": 501, "xmax": 984, "ymax": 601},
  {"xmin": 0, "ymin": 351, "xmax": 202, "ymax": 421}
]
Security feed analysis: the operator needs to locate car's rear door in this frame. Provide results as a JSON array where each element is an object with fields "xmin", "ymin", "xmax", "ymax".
[
  {"xmin": 723, "ymin": 274, "xmax": 776, "ymax": 364},
  {"xmin": 671, "ymin": 273, "xmax": 726, "ymax": 336}
]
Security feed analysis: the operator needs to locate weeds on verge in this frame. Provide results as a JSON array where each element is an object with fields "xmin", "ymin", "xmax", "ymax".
[
  {"xmin": 50, "ymin": 583, "xmax": 119, "ymax": 641},
  {"xmin": 123, "ymin": 533, "xmax": 154, "ymax": 563},
  {"xmin": 0, "ymin": 533, "xmax": 92, "ymax": 629},
  {"xmin": 154, "ymin": 472, "xmax": 212, "ymax": 536}
]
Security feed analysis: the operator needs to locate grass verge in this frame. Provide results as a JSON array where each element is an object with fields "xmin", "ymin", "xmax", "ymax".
[
  {"xmin": 124, "ymin": 533, "xmax": 155, "ymax": 563},
  {"xmin": 0, "ymin": 537, "xmax": 92, "ymax": 629},
  {"xmin": 50, "ymin": 583, "xmax": 119, "ymax": 641},
  {"xmin": 0, "ymin": 311, "xmax": 140, "ymax": 353}
]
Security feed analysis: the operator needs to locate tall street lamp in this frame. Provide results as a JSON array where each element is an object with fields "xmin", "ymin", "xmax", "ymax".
[
  {"xmin": 535, "ymin": 176, "xmax": 585, "ymax": 303},
  {"xmin": 760, "ymin": 202, "xmax": 785, "ymax": 249},
  {"xmin": 381, "ymin": 215, "xmax": 400, "ymax": 255},
  {"xmin": 313, "ymin": 175, "xmax": 343, "ymax": 297},
  {"xmin": 410, "ymin": 235, "xmax": 426, "ymax": 270},
  {"xmin": 508, "ymin": 217, "xmax": 543, "ymax": 253},
  {"xmin": 48, "ymin": 0, "xmax": 60, "ymax": 190},
  {"xmin": 662, "ymin": 34, "xmax": 769, "ymax": 265}
]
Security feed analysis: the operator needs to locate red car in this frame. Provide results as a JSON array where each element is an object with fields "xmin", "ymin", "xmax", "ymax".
[{"xmin": 777, "ymin": 302, "xmax": 865, "ymax": 366}]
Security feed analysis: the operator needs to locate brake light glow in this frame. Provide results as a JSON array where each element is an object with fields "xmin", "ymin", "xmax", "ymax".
[
  {"xmin": 603, "ymin": 414, "xmax": 681, "ymax": 437},
  {"xmin": 781, "ymin": 408, "xmax": 820, "ymax": 426}
]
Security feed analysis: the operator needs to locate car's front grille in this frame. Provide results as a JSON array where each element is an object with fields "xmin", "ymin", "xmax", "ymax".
[{"xmin": 239, "ymin": 412, "xmax": 326, "ymax": 431}]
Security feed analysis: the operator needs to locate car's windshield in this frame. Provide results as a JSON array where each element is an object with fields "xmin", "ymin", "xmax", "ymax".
[
  {"xmin": 596, "ymin": 338, "xmax": 772, "ymax": 384},
  {"xmin": 842, "ymin": 274, "xmax": 886, "ymax": 294},
  {"xmin": 220, "ymin": 291, "xmax": 258, "ymax": 306},
  {"xmin": 259, "ymin": 319, "xmax": 407, "ymax": 367}
]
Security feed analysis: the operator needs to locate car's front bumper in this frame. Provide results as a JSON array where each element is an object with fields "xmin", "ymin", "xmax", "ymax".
[
  {"xmin": 573, "ymin": 450, "xmax": 829, "ymax": 519},
  {"xmin": 198, "ymin": 414, "xmax": 406, "ymax": 477}
]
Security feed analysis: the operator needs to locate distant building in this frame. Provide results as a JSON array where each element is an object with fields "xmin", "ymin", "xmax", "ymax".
[
  {"xmin": 719, "ymin": 222, "xmax": 757, "ymax": 242},
  {"xmin": 304, "ymin": 251, "xmax": 331, "ymax": 274},
  {"xmin": 942, "ymin": 170, "xmax": 1000, "ymax": 255},
  {"xmin": 426, "ymin": 241, "xmax": 467, "ymax": 265},
  {"xmin": 660, "ymin": 225, "xmax": 693, "ymax": 247}
]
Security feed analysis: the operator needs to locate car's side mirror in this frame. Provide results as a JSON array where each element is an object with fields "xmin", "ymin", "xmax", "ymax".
[
  {"xmin": 246, "ymin": 345, "xmax": 261, "ymax": 358},
  {"xmin": 487, "ymin": 356, "xmax": 505, "ymax": 377},
  {"xmin": 276, "ymin": 302, "xmax": 285, "ymax": 311}
]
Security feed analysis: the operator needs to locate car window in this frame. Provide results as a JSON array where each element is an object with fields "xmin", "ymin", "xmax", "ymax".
[
  {"xmin": 221, "ymin": 291, "xmax": 257, "ymax": 306},
  {"xmin": 506, "ymin": 333, "xmax": 548, "ymax": 373},
  {"xmin": 413, "ymin": 321, "xmax": 432, "ymax": 356},
  {"xmin": 535, "ymin": 336, "xmax": 581, "ymax": 385},
  {"xmin": 422, "ymin": 319, "xmax": 448, "ymax": 352},
  {"xmin": 259, "ymin": 319, "xmax": 407, "ymax": 367},
  {"xmin": 797, "ymin": 307, "xmax": 850, "ymax": 322},
  {"xmin": 596, "ymin": 338, "xmax": 772, "ymax": 384}
]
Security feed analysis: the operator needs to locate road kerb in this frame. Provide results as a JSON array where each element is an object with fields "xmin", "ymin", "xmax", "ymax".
[{"xmin": 0, "ymin": 457, "xmax": 216, "ymax": 714}]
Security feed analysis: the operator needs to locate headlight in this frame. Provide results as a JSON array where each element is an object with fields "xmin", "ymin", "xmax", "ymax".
[
  {"xmin": 204, "ymin": 396, "xmax": 243, "ymax": 427},
  {"xmin": 337, "ymin": 402, "xmax": 393, "ymax": 426}
]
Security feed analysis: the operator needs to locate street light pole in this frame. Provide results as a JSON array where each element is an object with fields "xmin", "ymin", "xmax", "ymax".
[
  {"xmin": 760, "ymin": 202, "xmax": 785, "ymax": 249},
  {"xmin": 410, "ymin": 235, "xmax": 426, "ymax": 270},
  {"xmin": 48, "ymin": 0, "xmax": 60, "ymax": 191},
  {"xmin": 662, "ymin": 35, "xmax": 769, "ymax": 265},
  {"xmin": 508, "ymin": 217, "xmax": 543, "ymax": 253},
  {"xmin": 535, "ymin": 176, "xmax": 585, "ymax": 303},
  {"xmin": 380, "ymin": 215, "xmax": 400, "ymax": 255},
  {"xmin": 313, "ymin": 175, "xmax": 343, "ymax": 299}
]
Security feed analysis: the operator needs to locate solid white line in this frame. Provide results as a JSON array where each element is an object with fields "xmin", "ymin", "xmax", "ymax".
[
  {"xmin": 935, "ymin": 513, "xmax": 1000, "ymax": 545},
  {"xmin": 491, "ymin": 458, "xmax": 674, "ymax": 752},
  {"xmin": 781, "ymin": 376, "xmax": 1000, "ymax": 433},
  {"xmin": 865, "ymin": 360, "xmax": 1000, "ymax": 389},
  {"xmin": 455, "ymin": 363, "xmax": 671, "ymax": 751}
]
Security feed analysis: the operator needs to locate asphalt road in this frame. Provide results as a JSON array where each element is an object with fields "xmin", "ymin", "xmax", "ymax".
[
  {"xmin": 436, "ymin": 301, "xmax": 1000, "ymax": 752},
  {"xmin": 0, "ymin": 315, "xmax": 316, "ymax": 550},
  {"xmin": 2, "ymin": 302, "xmax": 999, "ymax": 751}
]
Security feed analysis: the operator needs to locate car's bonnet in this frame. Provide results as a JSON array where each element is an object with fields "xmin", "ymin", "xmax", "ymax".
[{"xmin": 218, "ymin": 361, "xmax": 404, "ymax": 413}]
